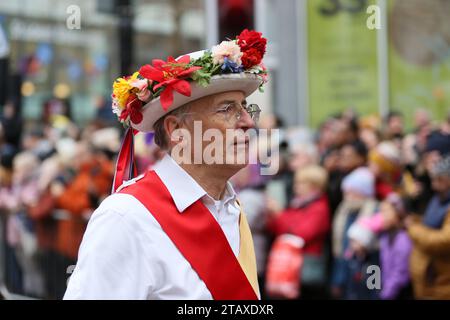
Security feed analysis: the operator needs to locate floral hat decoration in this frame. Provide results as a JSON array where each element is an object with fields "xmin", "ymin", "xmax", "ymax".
[{"xmin": 111, "ymin": 29, "xmax": 268, "ymax": 193}]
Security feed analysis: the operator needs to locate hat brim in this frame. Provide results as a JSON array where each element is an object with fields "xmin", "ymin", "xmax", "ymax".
[{"xmin": 130, "ymin": 73, "xmax": 262, "ymax": 132}]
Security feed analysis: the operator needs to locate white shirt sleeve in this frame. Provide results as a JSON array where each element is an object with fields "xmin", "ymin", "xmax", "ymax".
[{"xmin": 63, "ymin": 206, "xmax": 154, "ymax": 300}]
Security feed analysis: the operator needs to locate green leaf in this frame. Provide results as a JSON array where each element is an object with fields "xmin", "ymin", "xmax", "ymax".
[{"xmin": 152, "ymin": 86, "xmax": 165, "ymax": 98}]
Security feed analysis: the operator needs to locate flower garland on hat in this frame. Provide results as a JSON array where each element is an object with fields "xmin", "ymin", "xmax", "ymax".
[{"xmin": 111, "ymin": 29, "xmax": 268, "ymax": 127}]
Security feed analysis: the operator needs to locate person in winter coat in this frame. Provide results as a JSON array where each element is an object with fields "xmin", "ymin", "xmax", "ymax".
[
  {"xmin": 331, "ymin": 167, "xmax": 378, "ymax": 299},
  {"xmin": 267, "ymin": 164, "xmax": 330, "ymax": 298},
  {"xmin": 406, "ymin": 156, "xmax": 450, "ymax": 299},
  {"xmin": 341, "ymin": 217, "xmax": 380, "ymax": 299},
  {"xmin": 368, "ymin": 141, "xmax": 402, "ymax": 200},
  {"xmin": 378, "ymin": 193, "xmax": 413, "ymax": 300},
  {"xmin": 55, "ymin": 142, "xmax": 113, "ymax": 262}
]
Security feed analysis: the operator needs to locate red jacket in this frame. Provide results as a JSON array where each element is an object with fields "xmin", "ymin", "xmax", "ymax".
[
  {"xmin": 375, "ymin": 179, "xmax": 394, "ymax": 200},
  {"xmin": 267, "ymin": 195, "xmax": 330, "ymax": 256}
]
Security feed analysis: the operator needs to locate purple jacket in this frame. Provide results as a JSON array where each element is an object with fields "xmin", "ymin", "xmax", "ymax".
[{"xmin": 379, "ymin": 230, "xmax": 412, "ymax": 299}]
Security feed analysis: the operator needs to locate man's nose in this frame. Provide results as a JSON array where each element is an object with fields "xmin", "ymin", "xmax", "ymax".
[{"xmin": 237, "ymin": 109, "xmax": 255, "ymax": 130}]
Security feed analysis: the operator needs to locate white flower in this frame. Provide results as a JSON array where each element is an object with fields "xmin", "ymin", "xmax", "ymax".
[
  {"xmin": 246, "ymin": 65, "xmax": 263, "ymax": 74},
  {"xmin": 211, "ymin": 40, "xmax": 243, "ymax": 65},
  {"xmin": 112, "ymin": 98, "xmax": 122, "ymax": 117}
]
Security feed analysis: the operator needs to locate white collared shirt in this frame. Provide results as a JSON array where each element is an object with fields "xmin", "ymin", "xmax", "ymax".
[{"xmin": 63, "ymin": 154, "xmax": 241, "ymax": 300}]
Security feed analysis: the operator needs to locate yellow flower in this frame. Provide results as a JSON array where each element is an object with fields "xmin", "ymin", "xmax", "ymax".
[{"xmin": 112, "ymin": 72, "xmax": 140, "ymax": 108}]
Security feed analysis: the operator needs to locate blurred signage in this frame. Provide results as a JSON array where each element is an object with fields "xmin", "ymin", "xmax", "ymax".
[
  {"xmin": 388, "ymin": 0, "xmax": 450, "ymax": 122},
  {"xmin": 9, "ymin": 18, "xmax": 103, "ymax": 47},
  {"xmin": 307, "ymin": 0, "xmax": 379, "ymax": 126}
]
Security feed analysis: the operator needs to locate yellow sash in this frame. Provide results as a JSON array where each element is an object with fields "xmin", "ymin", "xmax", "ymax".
[{"xmin": 236, "ymin": 201, "xmax": 260, "ymax": 299}]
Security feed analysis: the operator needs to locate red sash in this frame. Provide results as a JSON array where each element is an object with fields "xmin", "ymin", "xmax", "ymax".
[{"xmin": 119, "ymin": 170, "xmax": 258, "ymax": 300}]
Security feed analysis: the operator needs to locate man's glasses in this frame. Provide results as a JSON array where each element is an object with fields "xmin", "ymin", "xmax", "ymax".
[{"xmin": 214, "ymin": 102, "xmax": 261, "ymax": 124}]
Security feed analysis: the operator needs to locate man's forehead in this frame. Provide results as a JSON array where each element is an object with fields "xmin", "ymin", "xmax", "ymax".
[
  {"xmin": 211, "ymin": 91, "xmax": 246, "ymax": 104},
  {"xmin": 190, "ymin": 91, "xmax": 246, "ymax": 109}
]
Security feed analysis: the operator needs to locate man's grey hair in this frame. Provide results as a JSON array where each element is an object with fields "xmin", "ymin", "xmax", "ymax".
[{"xmin": 153, "ymin": 103, "xmax": 192, "ymax": 150}]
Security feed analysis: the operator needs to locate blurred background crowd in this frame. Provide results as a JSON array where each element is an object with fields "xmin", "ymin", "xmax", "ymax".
[
  {"xmin": 1, "ymin": 0, "xmax": 450, "ymax": 300},
  {"xmin": 241, "ymin": 109, "xmax": 450, "ymax": 300},
  {"xmin": 1, "ymin": 99, "xmax": 450, "ymax": 300}
]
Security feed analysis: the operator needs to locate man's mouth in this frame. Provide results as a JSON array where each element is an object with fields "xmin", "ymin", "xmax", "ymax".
[{"xmin": 234, "ymin": 138, "xmax": 249, "ymax": 146}]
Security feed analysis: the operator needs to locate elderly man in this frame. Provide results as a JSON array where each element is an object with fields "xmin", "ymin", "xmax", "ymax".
[{"xmin": 64, "ymin": 30, "xmax": 267, "ymax": 300}]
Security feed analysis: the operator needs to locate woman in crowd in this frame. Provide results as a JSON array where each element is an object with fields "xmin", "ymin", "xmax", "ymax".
[{"xmin": 267, "ymin": 165, "xmax": 330, "ymax": 298}]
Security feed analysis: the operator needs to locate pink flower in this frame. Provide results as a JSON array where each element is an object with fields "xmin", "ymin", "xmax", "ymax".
[
  {"xmin": 260, "ymin": 63, "xmax": 269, "ymax": 83},
  {"xmin": 130, "ymin": 78, "xmax": 152, "ymax": 103},
  {"xmin": 136, "ymin": 89, "xmax": 152, "ymax": 102},
  {"xmin": 211, "ymin": 40, "xmax": 243, "ymax": 65},
  {"xmin": 130, "ymin": 78, "xmax": 148, "ymax": 91}
]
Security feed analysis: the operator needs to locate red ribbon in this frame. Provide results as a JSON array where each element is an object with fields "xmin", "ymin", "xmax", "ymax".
[{"xmin": 112, "ymin": 127, "xmax": 138, "ymax": 193}]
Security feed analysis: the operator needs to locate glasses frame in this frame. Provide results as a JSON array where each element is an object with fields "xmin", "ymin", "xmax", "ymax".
[{"xmin": 214, "ymin": 102, "xmax": 261, "ymax": 124}]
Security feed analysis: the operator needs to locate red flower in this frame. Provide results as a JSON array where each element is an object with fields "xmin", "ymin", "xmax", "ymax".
[
  {"xmin": 120, "ymin": 94, "xmax": 143, "ymax": 124},
  {"xmin": 237, "ymin": 29, "xmax": 266, "ymax": 50},
  {"xmin": 241, "ymin": 48, "xmax": 263, "ymax": 69},
  {"xmin": 237, "ymin": 29, "xmax": 267, "ymax": 65},
  {"xmin": 139, "ymin": 55, "xmax": 201, "ymax": 110}
]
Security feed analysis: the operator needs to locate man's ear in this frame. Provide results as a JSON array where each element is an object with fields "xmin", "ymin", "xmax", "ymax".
[
  {"xmin": 165, "ymin": 115, "xmax": 193, "ymax": 150},
  {"xmin": 164, "ymin": 115, "xmax": 182, "ymax": 144},
  {"xmin": 164, "ymin": 115, "xmax": 179, "ymax": 137}
]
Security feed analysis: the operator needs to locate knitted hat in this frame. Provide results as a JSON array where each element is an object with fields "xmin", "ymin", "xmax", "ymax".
[
  {"xmin": 342, "ymin": 167, "xmax": 375, "ymax": 197},
  {"xmin": 432, "ymin": 155, "xmax": 450, "ymax": 177},
  {"xmin": 369, "ymin": 141, "xmax": 401, "ymax": 172},
  {"xmin": 347, "ymin": 219, "xmax": 377, "ymax": 250},
  {"xmin": 425, "ymin": 131, "xmax": 450, "ymax": 156}
]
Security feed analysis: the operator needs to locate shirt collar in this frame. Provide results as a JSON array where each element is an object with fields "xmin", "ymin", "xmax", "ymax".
[
  {"xmin": 153, "ymin": 154, "xmax": 237, "ymax": 213},
  {"xmin": 202, "ymin": 181, "xmax": 238, "ymax": 209}
]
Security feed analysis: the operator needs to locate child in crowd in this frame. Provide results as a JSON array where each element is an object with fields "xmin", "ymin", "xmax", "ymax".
[
  {"xmin": 335, "ymin": 192, "xmax": 413, "ymax": 299},
  {"xmin": 341, "ymin": 216, "xmax": 380, "ymax": 299},
  {"xmin": 378, "ymin": 193, "xmax": 413, "ymax": 299},
  {"xmin": 331, "ymin": 167, "xmax": 378, "ymax": 299}
]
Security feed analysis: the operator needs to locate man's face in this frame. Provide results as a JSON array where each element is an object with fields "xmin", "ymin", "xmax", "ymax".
[
  {"xmin": 431, "ymin": 175, "xmax": 450, "ymax": 195},
  {"xmin": 359, "ymin": 128, "xmax": 379, "ymax": 150},
  {"xmin": 181, "ymin": 91, "xmax": 256, "ymax": 170},
  {"xmin": 330, "ymin": 120, "xmax": 348, "ymax": 147},
  {"xmin": 339, "ymin": 145, "xmax": 365, "ymax": 173},
  {"xmin": 293, "ymin": 179, "xmax": 316, "ymax": 198},
  {"xmin": 424, "ymin": 151, "xmax": 442, "ymax": 175},
  {"xmin": 388, "ymin": 116, "xmax": 404, "ymax": 135},
  {"xmin": 414, "ymin": 111, "xmax": 430, "ymax": 128}
]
